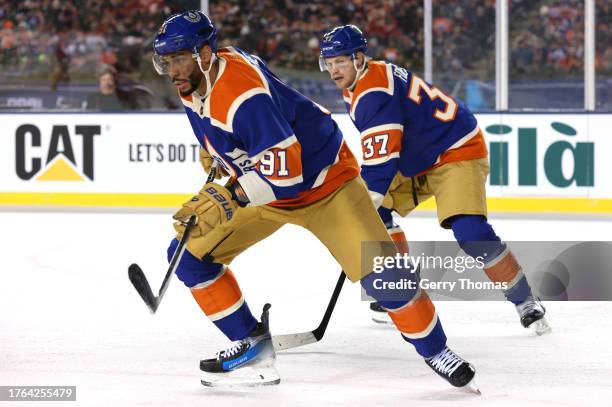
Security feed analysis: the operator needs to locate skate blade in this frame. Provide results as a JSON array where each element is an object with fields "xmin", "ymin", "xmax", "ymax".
[
  {"xmin": 371, "ymin": 310, "xmax": 393, "ymax": 325},
  {"xmin": 530, "ymin": 317, "xmax": 552, "ymax": 336},
  {"xmin": 201, "ymin": 366, "xmax": 281, "ymax": 388},
  {"xmin": 460, "ymin": 377, "xmax": 481, "ymax": 396}
]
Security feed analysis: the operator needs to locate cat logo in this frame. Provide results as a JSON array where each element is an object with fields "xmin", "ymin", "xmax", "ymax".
[{"xmin": 15, "ymin": 124, "xmax": 101, "ymax": 181}]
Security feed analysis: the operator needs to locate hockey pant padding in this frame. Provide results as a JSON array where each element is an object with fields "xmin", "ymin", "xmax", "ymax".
[
  {"xmin": 450, "ymin": 215, "xmax": 532, "ymax": 304},
  {"xmin": 361, "ymin": 270, "xmax": 446, "ymax": 358},
  {"xmin": 168, "ymin": 239, "xmax": 257, "ymax": 340}
]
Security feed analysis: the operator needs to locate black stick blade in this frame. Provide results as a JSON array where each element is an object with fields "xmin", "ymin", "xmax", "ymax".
[
  {"xmin": 128, "ymin": 263, "xmax": 159, "ymax": 313},
  {"xmin": 312, "ymin": 271, "xmax": 346, "ymax": 340}
]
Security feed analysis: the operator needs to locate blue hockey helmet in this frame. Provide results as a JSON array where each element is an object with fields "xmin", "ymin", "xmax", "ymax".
[
  {"xmin": 152, "ymin": 10, "xmax": 217, "ymax": 75},
  {"xmin": 319, "ymin": 25, "xmax": 367, "ymax": 71}
]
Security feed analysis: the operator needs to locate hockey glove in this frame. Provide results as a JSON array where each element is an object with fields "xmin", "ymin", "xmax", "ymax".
[
  {"xmin": 173, "ymin": 183, "xmax": 238, "ymax": 237},
  {"xmin": 199, "ymin": 148, "xmax": 228, "ymax": 179}
]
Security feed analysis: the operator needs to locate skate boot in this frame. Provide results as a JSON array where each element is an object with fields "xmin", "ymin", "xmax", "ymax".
[
  {"xmin": 370, "ymin": 301, "xmax": 393, "ymax": 324},
  {"xmin": 425, "ymin": 346, "xmax": 479, "ymax": 394},
  {"xmin": 515, "ymin": 296, "xmax": 551, "ymax": 335},
  {"xmin": 200, "ymin": 303, "xmax": 280, "ymax": 387}
]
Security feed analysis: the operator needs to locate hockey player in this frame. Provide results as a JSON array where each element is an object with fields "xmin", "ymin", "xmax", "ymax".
[
  {"xmin": 319, "ymin": 25, "xmax": 550, "ymax": 334},
  {"xmin": 152, "ymin": 11, "xmax": 478, "ymax": 390}
]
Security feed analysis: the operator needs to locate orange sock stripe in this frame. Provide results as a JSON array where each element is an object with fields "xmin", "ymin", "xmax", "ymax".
[
  {"xmin": 389, "ymin": 231, "xmax": 409, "ymax": 254},
  {"xmin": 388, "ymin": 291, "xmax": 436, "ymax": 335},
  {"xmin": 484, "ymin": 251, "xmax": 520, "ymax": 283},
  {"xmin": 191, "ymin": 269, "xmax": 243, "ymax": 316}
]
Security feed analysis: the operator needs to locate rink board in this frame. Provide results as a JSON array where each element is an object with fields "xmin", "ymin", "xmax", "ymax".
[{"xmin": 0, "ymin": 112, "xmax": 610, "ymax": 214}]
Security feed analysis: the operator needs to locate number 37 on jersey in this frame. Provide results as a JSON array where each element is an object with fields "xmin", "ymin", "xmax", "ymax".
[{"xmin": 360, "ymin": 72, "xmax": 458, "ymax": 166}]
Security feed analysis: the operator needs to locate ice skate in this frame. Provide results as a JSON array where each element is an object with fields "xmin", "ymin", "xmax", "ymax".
[
  {"xmin": 425, "ymin": 346, "xmax": 480, "ymax": 394},
  {"xmin": 515, "ymin": 296, "xmax": 551, "ymax": 335},
  {"xmin": 200, "ymin": 303, "xmax": 280, "ymax": 387},
  {"xmin": 370, "ymin": 301, "xmax": 393, "ymax": 324}
]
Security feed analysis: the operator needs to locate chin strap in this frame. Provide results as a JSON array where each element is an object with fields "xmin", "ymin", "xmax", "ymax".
[
  {"xmin": 347, "ymin": 55, "xmax": 368, "ymax": 91},
  {"xmin": 195, "ymin": 52, "xmax": 217, "ymax": 98}
]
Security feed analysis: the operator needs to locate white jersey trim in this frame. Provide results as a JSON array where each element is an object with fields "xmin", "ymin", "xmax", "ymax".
[
  {"xmin": 388, "ymin": 226, "xmax": 404, "ymax": 235},
  {"xmin": 360, "ymin": 123, "xmax": 404, "ymax": 139},
  {"xmin": 216, "ymin": 88, "xmax": 270, "ymax": 133},
  {"xmin": 267, "ymin": 174, "xmax": 304, "ymax": 187},
  {"xmin": 483, "ymin": 244, "xmax": 510, "ymax": 268},
  {"xmin": 386, "ymin": 288, "xmax": 422, "ymax": 312},
  {"xmin": 191, "ymin": 266, "xmax": 227, "ymax": 290},
  {"xmin": 238, "ymin": 171, "xmax": 277, "ymax": 206},
  {"xmin": 401, "ymin": 312, "xmax": 439, "ymax": 339},
  {"xmin": 505, "ymin": 269, "xmax": 525, "ymax": 290},
  {"xmin": 203, "ymin": 48, "xmax": 272, "ymax": 133},
  {"xmin": 207, "ymin": 297, "xmax": 245, "ymax": 322},
  {"xmin": 311, "ymin": 141, "xmax": 342, "ymax": 189},
  {"xmin": 250, "ymin": 135, "xmax": 299, "ymax": 164},
  {"xmin": 180, "ymin": 96, "xmax": 194, "ymax": 110},
  {"xmin": 433, "ymin": 126, "xmax": 480, "ymax": 165},
  {"xmin": 369, "ymin": 190, "xmax": 385, "ymax": 208},
  {"xmin": 350, "ymin": 63, "xmax": 395, "ymax": 121}
]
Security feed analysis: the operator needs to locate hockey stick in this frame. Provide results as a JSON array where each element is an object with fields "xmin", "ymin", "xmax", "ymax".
[
  {"xmin": 272, "ymin": 270, "xmax": 346, "ymax": 351},
  {"xmin": 128, "ymin": 165, "xmax": 218, "ymax": 314},
  {"xmin": 129, "ymin": 163, "xmax": 346, "ymax": 350}
]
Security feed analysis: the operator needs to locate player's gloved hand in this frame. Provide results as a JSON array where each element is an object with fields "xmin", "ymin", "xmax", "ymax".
[
  {"xmin": 199, "ymin": 148, "xmax": 228, "ymax": 179},
  {"xmin": 173, "ymin": 183, "xmax": 238, "ymax": 237}
]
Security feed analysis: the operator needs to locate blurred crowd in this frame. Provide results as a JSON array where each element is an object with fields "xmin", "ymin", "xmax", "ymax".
[
  {"xmin": 431, "ymin": 0, "xmax": 496, "ymax": 81},
  {"xmin": 0, "ymin": 0, "xmax": 610, "ymax": 110},
  {"xmin": 0, "ymin": 0, "xmax": 498, "ymax": 81},
  {"xmin": 0, "ymin": 0, "xmax": 190, "ymax": 109},
  {"xmin": 511, "ymin": 0, "xmax": 612, "ymax": 78},
  {"xmin": 211, "ymin": 0, "xmax": 425, "ymax": 72}
]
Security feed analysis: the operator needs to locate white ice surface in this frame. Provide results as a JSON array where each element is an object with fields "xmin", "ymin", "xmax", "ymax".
[{"xmin": 1, "ymin": 211, "xmax": 611, "ymax": 407}]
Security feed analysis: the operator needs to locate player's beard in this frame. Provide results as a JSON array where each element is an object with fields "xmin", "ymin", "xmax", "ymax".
[{"xmin": 178, "ymin": 69, "xmax": 203, "ymax": 97}]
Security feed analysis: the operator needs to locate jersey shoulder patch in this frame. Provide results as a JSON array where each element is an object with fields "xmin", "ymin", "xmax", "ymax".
[{"xmin": 208, "ymin": 48, "xmax": 270, "ymax": 131}]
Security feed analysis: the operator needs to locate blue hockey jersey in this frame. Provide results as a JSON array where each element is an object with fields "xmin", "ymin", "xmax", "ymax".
[
  {"xmin": 182, "ymin": 47, "xmax": 359, "ymax": 207},
  {"xmin": 342, "ymin": 61, "xmax": 487, "ymax": 206}
]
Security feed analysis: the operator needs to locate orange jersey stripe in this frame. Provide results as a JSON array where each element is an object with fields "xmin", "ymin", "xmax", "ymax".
[
  {"xmin": 210, "ymin": 49, "xmax": 266, "ymax": 127},
  {"xmin": 344, "ymin": 61, "xmax": 392, "ymax": 110},
  {"xmin": 423, "ymin": 130, "xmax": 488, "ymax": 174},
  {"xmin": 267, "ymin": 142, "xmax": 359, "ymax": 208},
  {"xmin": 191, "ymin": 269, "xmax": 243, "ymax": 317},
  {"xmin": 484, "ymin": 251, "xmax": 521, "ymax": 284},
  {"xmin": 388, "ymin": 291, "xmax": 436, "ymax": 335}
]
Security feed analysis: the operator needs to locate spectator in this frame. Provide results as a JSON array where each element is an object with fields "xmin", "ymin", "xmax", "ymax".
[
  {"xmin": 0, "ymin": 0, "xmax": 610, "ymax": 111},
  {"xmin": 86, "ymin": 66, "xmax": 136, "ymax": 110},
  {"xmin": 49, "ymin": 32, "xmax": 71, "ymax": 91}
]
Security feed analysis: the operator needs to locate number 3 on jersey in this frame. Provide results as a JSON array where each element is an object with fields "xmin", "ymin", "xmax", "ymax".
[
  {"xmin": 363, "ymin": 134, "xmax": 389, "ymax": 159},
  {"xmin": 408, "ymin": 75, "xmax": 458, "ymax": 122}
]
